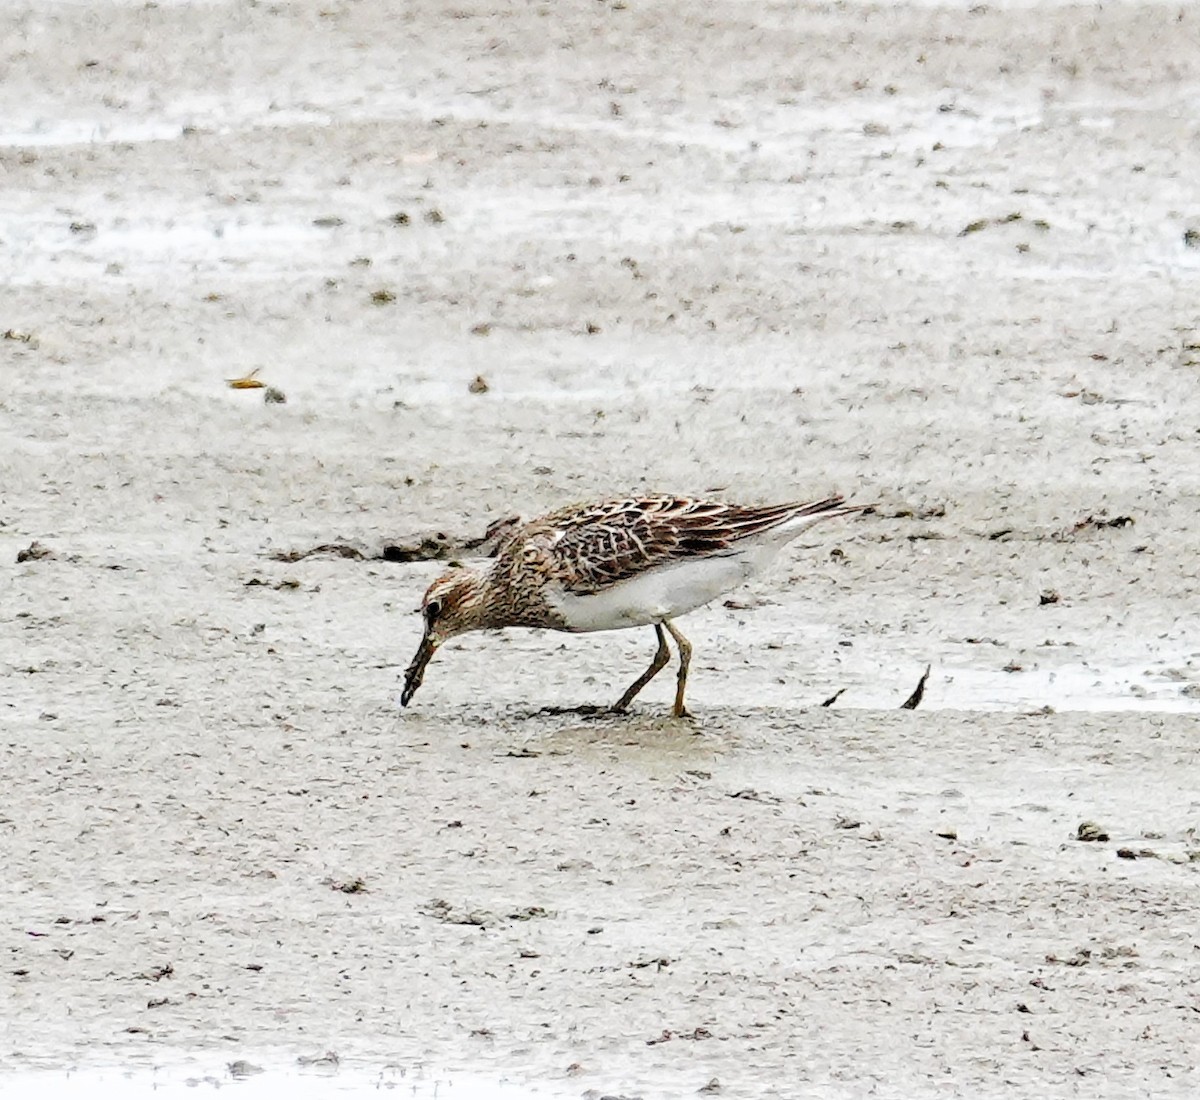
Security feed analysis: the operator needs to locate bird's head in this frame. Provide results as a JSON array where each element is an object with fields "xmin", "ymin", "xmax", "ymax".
[{"xmin": 400, "ymin": 566, "xmax": 488, "ymax": 706}]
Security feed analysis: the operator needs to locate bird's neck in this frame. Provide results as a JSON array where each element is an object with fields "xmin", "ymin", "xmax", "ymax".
[
  {"xmin": 461, "ymin": 561, "xmax": 510, "ymax": 632},
  {"xmin": 461, "ymin": 560, "xmax": 558, "ymax": 632}
]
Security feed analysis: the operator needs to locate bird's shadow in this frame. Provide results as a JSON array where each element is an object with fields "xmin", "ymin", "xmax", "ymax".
[
  {"xmin": 524, "ymin": 704, "xmax": 612, "ymax": 720},
  {"xmin": 519, "ymin": 704, "xmax": 703, "ymax": 725}
]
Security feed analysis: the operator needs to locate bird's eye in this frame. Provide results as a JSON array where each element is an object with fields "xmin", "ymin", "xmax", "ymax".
[{"xmin": 425, "ymin": 598, "xmax": 443, "ymax": 623}]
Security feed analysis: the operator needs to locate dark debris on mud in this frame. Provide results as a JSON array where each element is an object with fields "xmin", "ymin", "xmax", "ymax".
[
  {"xmin": 272, "ymin": 516, "xmax": 522, "ymax": 565},
  {"xmin": 900, "ymin": 665, "xmax": 932, "ymax": 710}
]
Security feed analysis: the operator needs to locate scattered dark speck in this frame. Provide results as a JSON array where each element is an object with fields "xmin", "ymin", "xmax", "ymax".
[{"xmin": 228, "ymin": 1061, "xmax": 264, "ymax": 1078}]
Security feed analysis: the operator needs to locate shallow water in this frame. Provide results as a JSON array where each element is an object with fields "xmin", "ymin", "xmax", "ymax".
[{"xmin": 4, "ymin": 1062, "xmax": 549, "ymax": 1100}]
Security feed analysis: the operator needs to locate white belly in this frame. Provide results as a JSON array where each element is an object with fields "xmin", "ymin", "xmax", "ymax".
[{"xmin": 545, "ymin": 549, "xmax": 772, "ymax": 633}]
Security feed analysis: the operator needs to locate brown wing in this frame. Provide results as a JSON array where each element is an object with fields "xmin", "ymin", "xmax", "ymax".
[{"xmin": 522, "ymin": 495, "xmax": 848, "ymax": 595}]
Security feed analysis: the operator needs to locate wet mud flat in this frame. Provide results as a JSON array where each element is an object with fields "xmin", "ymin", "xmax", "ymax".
[
  {"xmin": 4, "ymin": 0, "xmax": 1200, "ymax": 1095},
  {"xmin": 4, "ymin": 702, "xmax": 1200, "ymax": 1096}
]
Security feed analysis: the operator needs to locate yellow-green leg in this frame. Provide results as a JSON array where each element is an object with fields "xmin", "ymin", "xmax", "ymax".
[
  {"xmin": 663, "ymin": 619, "xmax": 693, "ymax": 718},
  {"xmin": 611, "ymin": 624, "xmax": 671, "ymax": 712}
]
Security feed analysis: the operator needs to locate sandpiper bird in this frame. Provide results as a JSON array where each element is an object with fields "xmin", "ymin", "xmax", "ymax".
[{"xmin": 401, "ymin": 494, "xmax": 865, "ymax": 717}]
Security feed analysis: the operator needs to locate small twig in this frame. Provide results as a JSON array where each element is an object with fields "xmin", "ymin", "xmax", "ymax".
[
  {"xmin": 819, "ymin": 688, "xmax": 847, "ymax": 708},
  {"xmin": 900, "ymin": 665, "xmax": 931, "ymax": 710}
]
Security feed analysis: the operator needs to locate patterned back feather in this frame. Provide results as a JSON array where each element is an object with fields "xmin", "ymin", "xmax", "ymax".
[{"xmin": 495, "ymin": 495, "xmax": 852, "ymax": 596}]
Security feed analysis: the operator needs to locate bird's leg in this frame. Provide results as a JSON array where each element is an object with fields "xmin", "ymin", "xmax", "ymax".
[
  {"xmin": 663, "ymin": 619, "xmax": 693, "ymax": 718},
  {"xmin": 611, "ymin": 624, "xmax": 671, "ymax": 712}
]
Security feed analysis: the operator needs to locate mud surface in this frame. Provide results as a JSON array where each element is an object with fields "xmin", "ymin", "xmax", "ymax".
[{"xmin": 3, "ymin": 0, "xmax": 1200, "ymax": 1095}]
